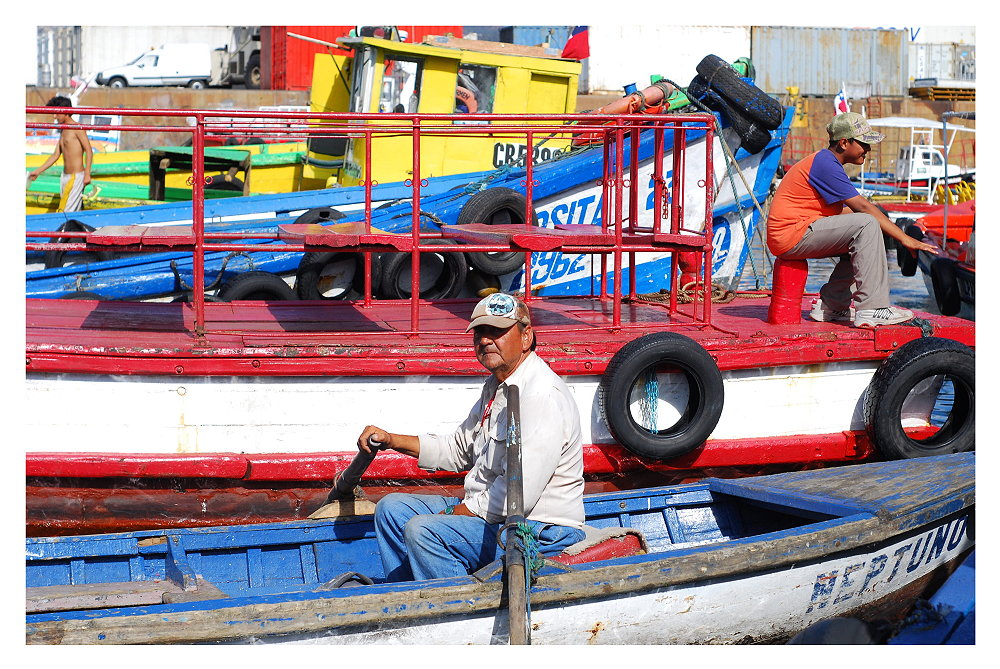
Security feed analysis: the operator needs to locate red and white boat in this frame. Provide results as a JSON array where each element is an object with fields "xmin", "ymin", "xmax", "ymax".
[{"xmin": 25, "ymin": 104, "xmax": 975, "ymax": 536}]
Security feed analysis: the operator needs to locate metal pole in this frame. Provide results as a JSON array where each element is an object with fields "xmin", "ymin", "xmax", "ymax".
[{"xmin": 505, "ymin": 385, "xmax": 530, "ymax": 645}]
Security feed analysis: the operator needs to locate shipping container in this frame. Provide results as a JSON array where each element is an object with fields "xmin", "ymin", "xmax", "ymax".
[
  {"xmin": 585, "ymin": 25, "xmax": 751, "ymax": 94},
  {"xmin": 264, "ymin": 26, "xmax": 463, "ymax": 90},
  {"xmin": 750, "ymin": 26, "xmax": 909, "ymax": 97},
  {"xmin": 909, "ymin": 42, "xmax": 975, "ymax": 83}
]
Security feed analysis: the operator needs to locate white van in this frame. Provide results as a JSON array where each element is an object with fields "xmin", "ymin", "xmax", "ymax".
[{"xmin": 96, "ymin": 43, "xmax": 213, "ymax": 89}]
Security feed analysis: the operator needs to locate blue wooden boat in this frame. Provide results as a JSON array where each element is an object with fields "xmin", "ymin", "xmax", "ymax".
[
  {"xmin": 26, "ymin": 107, "xmax": 790, "ymax": 301},
  {"xmin": 26, "ymin": 453, "xmax": 973, "ymax": 645},
  {"xmin": 889, "ymin": 550, "xmax": 975, "ymax": 644}
]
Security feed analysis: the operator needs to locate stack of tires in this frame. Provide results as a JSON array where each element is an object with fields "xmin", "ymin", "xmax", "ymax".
[
  {"xmin": 685, "ymin": 55, "xmax": 784, "ymax": 154},
  {"xmin": 274, "ymin": 188, "xmax": 533, "ymax": 303}
]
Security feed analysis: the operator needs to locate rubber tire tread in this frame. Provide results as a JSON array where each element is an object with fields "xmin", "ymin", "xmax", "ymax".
[
  {"xmin": 863, "ymin": 336, "xmax": 975, "ymax": 459},
  {"xmin": 695, "ymin": 54, "xmax": 783, "ymax": 130},
  {"xmin": 687, "ymin": 76, "xmax": 771, "ymax": 154},
  {"xmin": 930, "ymin": 257, "xmax": 961, "ymax": 316},
  {"xmin": 377, "ymin": 239, "xmax": 468, "ymax": 300},
  {"xmin": 599, "ymin": 332, "xmax": 725, "ymax": 460},
  {"xmin": 293, "ymin": 207, "xmax": 346, "ymax": 226},
  {"xmin": 456, "ymin": 187, "xmax": 534, "ymax": 276},
  {"xmin": 218, "ymin": 271, "xmax": 298, "ymax": 301},
  {"xmin": 44, "ymin": 219, "xmax": 116, "ymax": 269},
  {"xmin": 896, "ymin": 222, "xmax": 923, "ymax": 277},
  {"xmin": 295, "ymin": 251, "xmax": 377, "ymax": 300}
]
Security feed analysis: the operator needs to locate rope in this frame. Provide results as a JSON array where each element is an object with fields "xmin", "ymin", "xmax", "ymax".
[
  {"xmin": 642, "ymin": 369, "xmax": 658, "ymax": 434},
  {"xmin": 628, "ymin": 282, "xmax": 748, "ymax": 305},
  {"xmin": 663, "ymin": 77, "xmax": 776, "ymax": 289}
]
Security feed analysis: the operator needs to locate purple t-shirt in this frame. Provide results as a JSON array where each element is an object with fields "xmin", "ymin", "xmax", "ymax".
[{"xmin": 807, "ymin": 148, "xmax": 860, "ymax": 205}]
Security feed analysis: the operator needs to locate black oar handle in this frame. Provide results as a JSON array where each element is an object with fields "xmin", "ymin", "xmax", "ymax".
[{"xmin": 327, "ymin": 436, "xmax": 383, "ymax": 502}]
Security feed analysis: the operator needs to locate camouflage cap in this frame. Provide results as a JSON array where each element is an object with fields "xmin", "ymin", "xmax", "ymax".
[{"xmin": 826, "ymin": 112, "xmax": 885, "ymax": 143}]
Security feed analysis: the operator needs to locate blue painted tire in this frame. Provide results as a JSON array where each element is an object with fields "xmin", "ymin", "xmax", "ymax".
[
  {"xmin": 599, "ymin": 332, "xmax": 724, "ymax": 460},
  {"xmin": 863, "ymin": 337, "xmax": 975, "ymax": 459}
]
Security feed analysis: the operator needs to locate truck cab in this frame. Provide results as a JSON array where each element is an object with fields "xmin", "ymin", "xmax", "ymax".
[
  {"xmin": 96, "ymin": 43, "xmax": 213, "ymax": 89},
  {"xmin": 303, "ymin": 35, "xmax": 581, "ymax": 189}
]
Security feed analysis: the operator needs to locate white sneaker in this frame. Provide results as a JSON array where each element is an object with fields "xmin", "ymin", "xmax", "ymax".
[
  {"xmin": 809, "ymin": 299, "xmax": 854, "ymax": 322},
  {"xmin": 853, "ymin": 306, "xmax": 915, "ymax": 328}
]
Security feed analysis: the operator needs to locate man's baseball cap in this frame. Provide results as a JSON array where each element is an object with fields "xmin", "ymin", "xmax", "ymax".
[
  {"xmin": 826, "ymin": 112, "xmax": 885, "ymax": 143},
  {"xmin": 466, "ymin": 293, "xmax": 531, "ymax": 332}
]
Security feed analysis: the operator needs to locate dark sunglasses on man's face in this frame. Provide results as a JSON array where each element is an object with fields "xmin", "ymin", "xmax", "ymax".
[{"xmin": 850, "ymin": 138, "xmax": 871, "ymax": 152}]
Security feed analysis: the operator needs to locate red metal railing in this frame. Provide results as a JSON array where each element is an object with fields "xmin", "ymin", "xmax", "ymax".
[{"xmin": 26, "ymin": 106, "xmax": 717, "ymax": 334}]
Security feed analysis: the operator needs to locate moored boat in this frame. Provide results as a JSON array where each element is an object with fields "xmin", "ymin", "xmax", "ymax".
[
  {"xmin": 25, "ymin": 84, "xmax": 975, "ymax": 535},
  {"xmin": 25, "ymin": 452, "xmax": 975, "ymax": 645}
]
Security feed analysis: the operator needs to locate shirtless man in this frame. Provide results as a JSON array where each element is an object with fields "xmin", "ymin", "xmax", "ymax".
[{"xmin": 27, "ymin": 96, "xmax": 93, "ymax": 212}]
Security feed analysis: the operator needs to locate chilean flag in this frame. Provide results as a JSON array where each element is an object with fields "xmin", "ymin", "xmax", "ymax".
[
  {"xmin": 834, "ymin": 83, "xmax": 850, "ymax": 115},
  {"xmin": 561, "ymin": 26, "xmax": 590, "ymax": 60}
]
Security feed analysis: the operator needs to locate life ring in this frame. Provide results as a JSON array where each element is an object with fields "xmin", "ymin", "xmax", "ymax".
[
  {"xmin": 295, "ymin": 251, "xmax": 379, "ymax": 300},
  {"xmin": 376, "ymin": 239, "xmax": 468, "ymax": 300},
  {"xmin": 895, "ymin": 221, "xmax": 922, "ymax": 277},
  {"xmin": 695, "ymin": 54, "xmax": 783, "ymax": 130},
  {"xmin": 293, "ymin": 207, "xmax": 346, "ymax": 226},
  {"xmin": 863, "ymin": 336, "xmax": 975, "ymax": 459},
  {"xmin": 599, "ymin": 332, "xmax": 725, "ymax": 460},
  {"xmin": 218, "ymin": 271, "xmax": 298, "ymax": 301},
  {"xmin": 455, "ymin": 86, "xmax": 478, "ymax": 113},
  {"xmin": 456, "ymin": 187, "xmax": 534, "ymax": 276},
  {"xmin": 930, "ymin": 257, "xmax": 961, "ymax": 316},
  {"xmin": 686, "ymin": 75, "xmax": 771, "ymax": 154},
  {"xmin": 44, "ymin": 219, "xmax": 115, "ymax": 269}
]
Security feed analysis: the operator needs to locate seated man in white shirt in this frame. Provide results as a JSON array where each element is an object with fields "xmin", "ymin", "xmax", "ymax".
[{"xmin": 357, "ymin": 292, "xmax": 586, "ymax": 582}]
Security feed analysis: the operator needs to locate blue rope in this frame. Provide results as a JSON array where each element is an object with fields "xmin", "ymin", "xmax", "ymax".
[
  {"xmin": 642, "ymin": 369, "xmax": 659, "ymax": 434},
  {"xmin": 514, "ymin": 521, "xmax": 542, "ymax": 625}
]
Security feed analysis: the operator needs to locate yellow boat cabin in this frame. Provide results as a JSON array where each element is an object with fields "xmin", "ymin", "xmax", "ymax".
[{"xmin": 304, "ymin": 35, "xmax": 582, "ymax": 189}]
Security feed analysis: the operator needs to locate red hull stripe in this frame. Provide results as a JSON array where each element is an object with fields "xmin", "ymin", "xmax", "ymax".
[{"xmin": 26, "ymin": 432, "xmax": 875, "ymax": 481}]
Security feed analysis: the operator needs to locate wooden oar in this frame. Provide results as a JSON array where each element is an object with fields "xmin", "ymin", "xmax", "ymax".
[
  {"xmin": 504, "ymin": 385, "xmax": 530, "ymax": 645},
  {"xmin": 308, "ymin": 437, "xmax": 383, "ymax": 519}
]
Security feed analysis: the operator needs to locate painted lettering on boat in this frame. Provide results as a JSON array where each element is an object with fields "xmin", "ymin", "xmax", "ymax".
[
  {"xmin": 491, "ymin": 143, "xmax": 564, "ymax": 168},
  {"xmin": 805, "ymin": 515, "xmax": 969, "ymax": 613}
]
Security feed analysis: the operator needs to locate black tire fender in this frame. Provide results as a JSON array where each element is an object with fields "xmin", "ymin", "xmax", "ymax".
[
  {"xmin": 896, "ymin": 221, "xmax": 922, "ymax": 277},
  {"xmin": 62, "ymin": 290, "xmax": 104, "ymax": 300},
  {"xmin": 218, "ymin": 271, "xmax": 298, "ymax": 301},
  {"xmin": 44, "ymin": 219, "xmax": 116, "ymax": 269},
  {"xmin": 293, "ymin": 207, "xmax": 346, "ymax": 226},
  {"xmin": 296, "ymin": 251, "xmax": 380, "ymax": 300},
  {"xmin": 863, "ymin": 337, "xmax": 975, "ymax": 459},
  {"xmin": 695, "ymin": 54, "xmax": 783, "ymax": 130},
  {"xmin": 599, "ymin": 332, "xmax": 725, "ymax": 460},
  {"xmin": 456, "ymin": 187, "xmax": 533, "ymax": 276},
  {"xmin": 930, "ymin": 257, "xmax": 961, "ymax": 316},
  {"xmin": 687, "ymin": 75, "xmax": 771, "ymax": 154},
  {"xmin": 377, "ymin": 239, "xmax": 468, "ymax": 300}
]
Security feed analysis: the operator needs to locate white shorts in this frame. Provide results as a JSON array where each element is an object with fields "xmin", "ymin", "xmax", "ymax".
[{"xmin": 59, "ymin": 172, "xmax": 86, "ymax": 212}]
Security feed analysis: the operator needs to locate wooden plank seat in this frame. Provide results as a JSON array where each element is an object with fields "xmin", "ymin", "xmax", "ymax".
[
  {"xmin": 86, "ymin": 225, "xmax": 196, "ymax": 247},
  {"xmin": 278, "ymin": 221, "xmax": 414, "ymax": 251},
  {"xmin": 441, "ymin": 223, "xmax": 616, "ymax": 251},
  {"xmin": 26, "ymin": 576, "xmax": 229, "ymax": 613}
]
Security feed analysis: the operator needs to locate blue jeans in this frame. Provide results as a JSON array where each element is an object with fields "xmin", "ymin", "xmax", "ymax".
[{"xmin": 375, "ymin": 492, "xmax": 586, "ymax": 582}]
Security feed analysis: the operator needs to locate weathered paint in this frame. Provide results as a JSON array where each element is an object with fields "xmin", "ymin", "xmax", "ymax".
[{"xmin": 25, "ymin": 454, "xmax": 974, "ymax": 644}]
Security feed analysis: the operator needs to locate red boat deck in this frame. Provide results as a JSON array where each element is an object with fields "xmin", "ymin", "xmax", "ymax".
[{"xmin": 26, "ymin": 293, "xmax": 975, "ymax": 377}]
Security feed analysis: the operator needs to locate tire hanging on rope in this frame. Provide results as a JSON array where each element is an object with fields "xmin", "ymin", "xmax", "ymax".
[
  {"xmin": 895, "ymin": 222, "xmax": 923, "ymax": 277},
  {"xmin": 695, "ymin": 54, "xmax": 784, "ymax": 130},
  {"xmin": 863, "ymin": 337, "xmax": 974, "ymax": 459},
  {"xmin": 686, "ymin": 75, "xmax": 771, "ymax": 155},
  {"xmin": 599, "ymin": 332, "xmax": 725, "ymax": 460},
  {"xmin": 929, "ymin": 258, "xmax": 961, "ymax": 316}
]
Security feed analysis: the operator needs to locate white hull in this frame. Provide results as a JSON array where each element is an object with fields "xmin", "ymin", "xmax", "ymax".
[
  {"xmin": 241, "ymin": 513, "xmax": 973, "ymax": 644},
  {"xmin": 26, "ymin": 360, "xmax": 938, "ymax": 456}
]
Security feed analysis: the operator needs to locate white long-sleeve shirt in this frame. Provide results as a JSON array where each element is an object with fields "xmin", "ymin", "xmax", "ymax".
[{"xmin": 417, "ymin": 352, "xmax": 585, "ymax": 529}]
